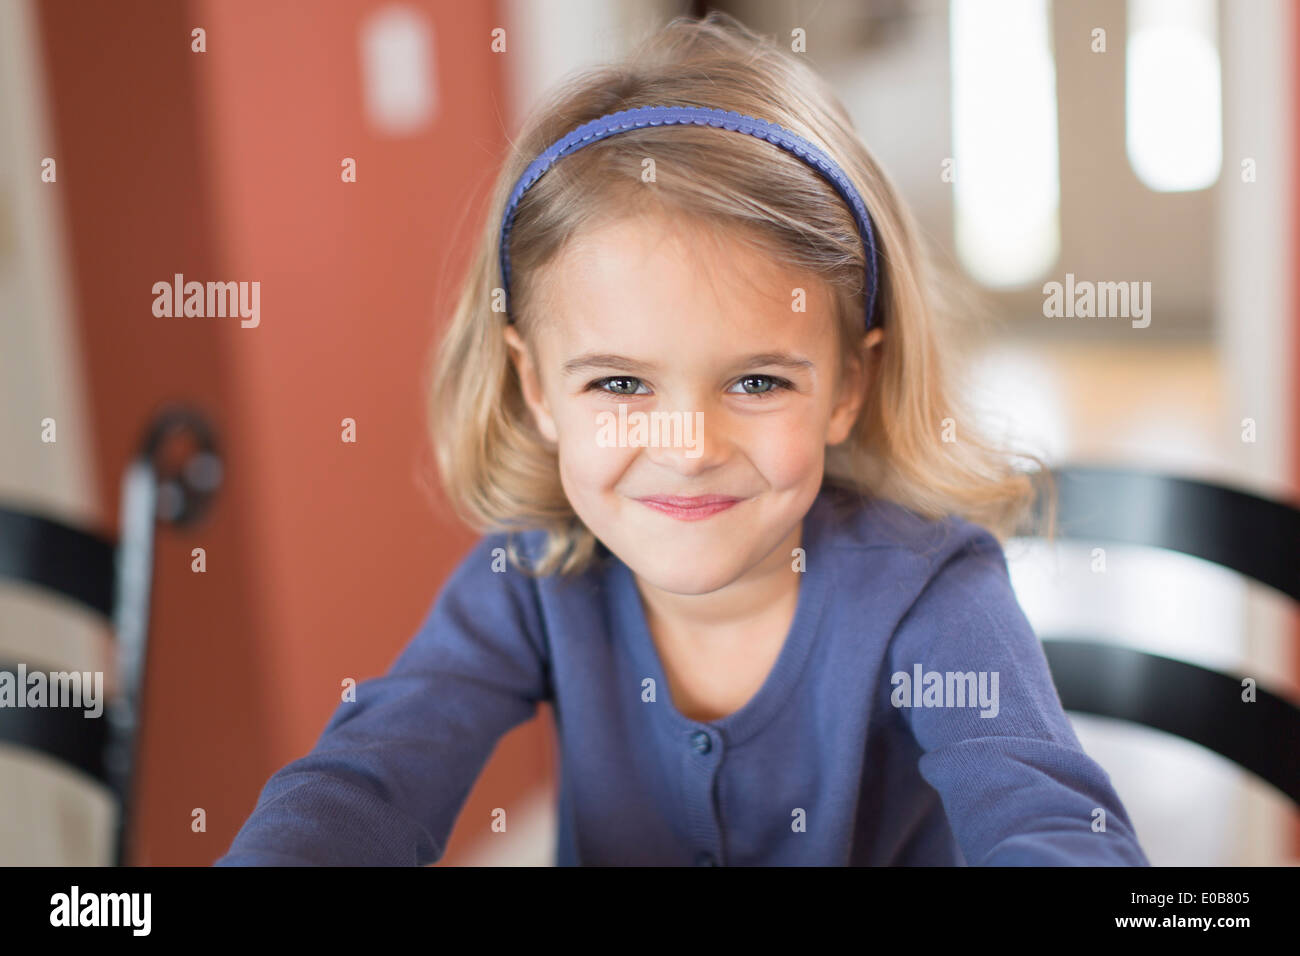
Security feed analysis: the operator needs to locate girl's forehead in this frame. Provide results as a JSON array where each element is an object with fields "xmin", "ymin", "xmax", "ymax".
[
  {"xmin": 553, "ymin": 211, "xmax": 774, "ymax": 272},
  {"xmin": 536, "ymin": 214, "xmax": 833, "ymax": 327},
  {"xmin": 531, "ymin": 289, "xmax": 840, "ymax": 377}
]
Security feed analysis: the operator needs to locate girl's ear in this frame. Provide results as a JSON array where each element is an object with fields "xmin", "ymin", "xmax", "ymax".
[
  {"xmin": 826, "ymin": 327, "xmax": 883, "ymax": 446},
  {"xmin": 503, "ymin": 324, "xmax": 559, "ymax": 444}
]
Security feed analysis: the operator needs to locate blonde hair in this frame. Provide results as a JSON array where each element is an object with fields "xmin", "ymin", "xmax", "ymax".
[{"xmin": 426, "ymin": 11, "xmax": 1057, "ymax": 577}]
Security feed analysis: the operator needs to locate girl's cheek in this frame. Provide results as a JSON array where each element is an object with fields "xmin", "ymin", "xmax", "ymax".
[
  {"xmin": 556, "ymin": 406, "xmax": 635, "ymax": 486},
  {"xmin": 735, "ymin": 412, "xmax": 825, "ymax": 487}
]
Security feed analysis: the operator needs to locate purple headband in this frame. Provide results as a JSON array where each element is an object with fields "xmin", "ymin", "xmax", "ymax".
[{"xmin": 498, "ymin": 105, "xmax": 882, "ymax": 332}]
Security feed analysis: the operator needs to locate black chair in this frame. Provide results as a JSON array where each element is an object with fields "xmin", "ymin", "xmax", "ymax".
[
  {"xmin": 0, "ymin": 405, "xmax": 221, "ymax": 865},
  {"xmin": 1018, "ymin": 464, "xmax": 1300, "ymax": 808}
]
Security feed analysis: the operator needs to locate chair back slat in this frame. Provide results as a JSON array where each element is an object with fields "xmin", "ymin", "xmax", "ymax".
[
  {"xmin": 1041, "ymin": 640, "xmax": 1300, "ymax": 806},
  {"xmin": 1038, "ymin": 466, "xmax": 1300, "ymax": 602},
  {"xmin": 0, "ymin": 681, "xmax": 111, "ymax": 788},
  {"xmin": 0, "ymin": 507, "xmax": 115, "ymax": 615}
]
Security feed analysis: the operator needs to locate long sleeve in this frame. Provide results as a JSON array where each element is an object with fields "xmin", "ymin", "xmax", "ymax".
[
  {"xmin": 214, "ymin": 534, "xmax": 550, "ymax": 865},
  {"xmin": 885, "ymin": 522, "xmax": 1150, "ymax": 866}
]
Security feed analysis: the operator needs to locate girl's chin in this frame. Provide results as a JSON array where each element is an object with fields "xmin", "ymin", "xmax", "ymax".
[{"xmin": 627, "ymin": 557, "xmax": 742, "ymax": 594}]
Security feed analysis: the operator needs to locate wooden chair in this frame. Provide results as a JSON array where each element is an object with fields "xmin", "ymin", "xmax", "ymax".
[
  {"xmin": 1020, "ymin": 464, "xmax": 1300, "ymax": 807},
  {"xmin": 0, "ymin": 404, "xmax": 221, "ymax": 864}
]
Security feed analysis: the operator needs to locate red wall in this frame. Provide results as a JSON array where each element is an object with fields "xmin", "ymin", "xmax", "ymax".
[{"xmin": 35, "ymin": 0, "xmax": 553, "ymax": 865}]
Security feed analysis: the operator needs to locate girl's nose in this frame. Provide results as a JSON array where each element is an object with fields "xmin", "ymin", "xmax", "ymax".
[{"xmin": 641, "ymin": 405, "xmax": 729, "ymax": 474}]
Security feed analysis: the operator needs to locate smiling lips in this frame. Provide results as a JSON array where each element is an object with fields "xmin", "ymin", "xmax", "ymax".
[{"xmin": 635, "ymin": 494, "xmax": 742, "ymax": 521}]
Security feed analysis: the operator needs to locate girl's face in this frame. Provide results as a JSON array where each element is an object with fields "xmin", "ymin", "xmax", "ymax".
[{"xmin": 505, "ymin": 212, "xmax": 879, "ymax": 596}]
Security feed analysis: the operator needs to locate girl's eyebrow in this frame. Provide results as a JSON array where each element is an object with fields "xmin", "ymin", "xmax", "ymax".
[
  {"xmin": 561, "ymin": 353, "xmax": 654, "ymax": 376},
  {"xmin": 561, "ymin": 351, "xmax": 815, "ymax": 376}
]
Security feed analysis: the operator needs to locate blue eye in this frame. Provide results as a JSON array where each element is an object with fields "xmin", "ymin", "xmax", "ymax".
[
  {"xmin": 589, "ymin": 376, "xmax": 649, "ymax": 396},
  {"xmin": 729, "ymin": 374, "xmax": 794, "ymax": 398},
  {"xmin": 584, "ymin": 374, "xmax": 794, "ymax": 398}
]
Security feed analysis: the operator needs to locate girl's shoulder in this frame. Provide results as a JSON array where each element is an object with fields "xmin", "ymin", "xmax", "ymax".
[
  {"xmin": 814, "ymin": 483, "xmax": 1002, "ymax": 569},
  {"xmin": 814, "ymin": 487, "xmax": 1018, "ymax": 635},
  {"xmin": 460, "ymin": 525, "xmax": 611, "ymax": 589},
  {"xmin": 453, "ymin": 526, "xmax": 552, "ymax": 580}
]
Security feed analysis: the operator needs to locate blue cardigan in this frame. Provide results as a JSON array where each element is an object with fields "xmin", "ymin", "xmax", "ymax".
[{"xmin": 216, "ymin": 484, "xmax": 1149, "ymax": 866}]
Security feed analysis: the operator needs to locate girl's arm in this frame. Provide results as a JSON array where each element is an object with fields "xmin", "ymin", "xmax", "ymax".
[
  {"xmin": 213, "ymin": 533, "xmax": 550, "ymax": 865},
  {"xmin": 885, "ymin": 523, "xmax": 1151, "ymax": 866}
]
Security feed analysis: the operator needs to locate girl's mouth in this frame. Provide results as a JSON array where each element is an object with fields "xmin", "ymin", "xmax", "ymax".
[{"xmin": 635, "ymin": 495, "xmax": 742, "ymax": 521}]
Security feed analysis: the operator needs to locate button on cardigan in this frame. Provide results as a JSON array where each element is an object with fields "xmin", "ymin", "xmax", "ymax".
[{"xmin": 216, "ymin": 483, "xmax": 1150, "ymax": 866}]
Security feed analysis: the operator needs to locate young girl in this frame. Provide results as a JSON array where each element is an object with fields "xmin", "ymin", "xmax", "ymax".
[{"xmin": 217, "ymin": 13, "xmax": 1148, "ymax": 866}]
